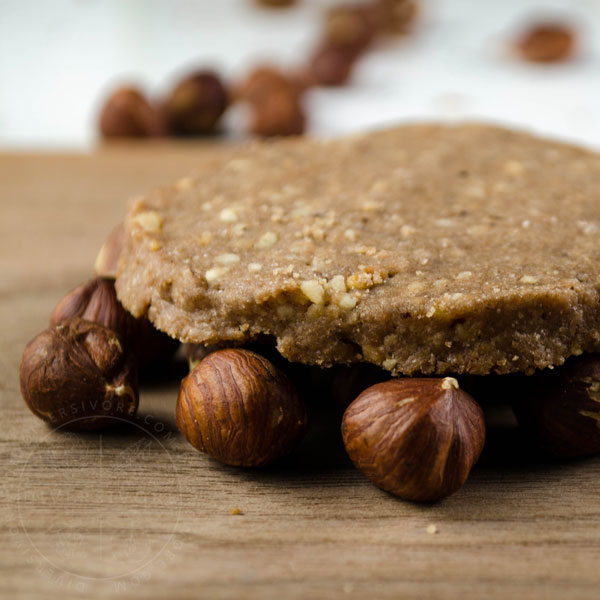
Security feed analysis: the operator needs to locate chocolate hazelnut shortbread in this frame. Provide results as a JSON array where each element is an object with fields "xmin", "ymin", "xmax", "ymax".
[{"xmin": 115, "ymin": 124, "xmax": 600, "ymax": 375}]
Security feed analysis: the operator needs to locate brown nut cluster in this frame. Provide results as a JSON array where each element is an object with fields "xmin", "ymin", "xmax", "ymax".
[
  {"xmin": 176, "ymin": 348, "xmax": 308, "ymax": 467},
  {"xmin": 342, "ymin": 377, "xmax": 485, "ymax": 502},
  {"xmin": 515, "ymin": 23, "xmax": 575, "ymax": 63},
  {"xmin": 97, "ymin": 1, "xmax": 421, "ymax": 140},
  {"xmin": 512, "ymin": 355, "xmax": 600, "ymax": 457},
  {"xmin": 99, "ymin": 87, "xmax": 166, "ymax": 138},
  {"xmin": 50, "ymin": 276, "xmax": 178, "ymax": 368},
  {"xmin": 20, "ymin": 318, "xmax": 138, "ymax": 430},
  {"xmin": 163, "ymin": 71, "xmax": 229, "ymax": 135}
]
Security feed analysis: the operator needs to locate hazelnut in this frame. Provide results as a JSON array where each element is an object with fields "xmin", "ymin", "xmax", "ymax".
[
  {"xmin": 309, "ymin": 43, "xmax": 358, "ymax": 87},
  {"xmin": 250, "ymin": 85, "xmax": 306, "ymax": 137},
  {"xmin": 341, "ymin": 377, "xmax": 485, "ymax": 501},
  {"xmin": 234, "ymin": 66, "xmax": 305, "ymax": 104},
  {"xmin": 176, "ymin": 349, "xmax": 308, "ymax": 467},
  {"xmin": 377, "ymin": 0, "xmax": 418, "ymax": 34},
  {"xmin": 324, "ymin": 5, "xmax": 379, "ymax": 54},
  {"xmin": 512, "ymin": 355, "xmax": 600, "ymax": 457},
  {"xmin": 163, "ymin": 71, "xmax": 228, "ymax": 136},
  {"xmin": 515, "ymin": 23, "xmax": 575, "ymax": 63},
  {"xmin": 19, "ymin": 318, "xmax": 138, "ymax": 430},
  {"xmin": 50, "ymin": 277, "xmax": 178, "ymax": 368},
  {"xmin": 99, "ymin": 87, "xmax": 166, "ymax": 138},
  {"xmin": 94, "ymin": 224, "xmax": 124, "ymax": 278}
]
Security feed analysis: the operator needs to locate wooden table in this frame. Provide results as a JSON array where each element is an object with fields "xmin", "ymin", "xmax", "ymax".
[{"xmin": 2, "ymin": 145, "xmax": 600, "ymax": 600}]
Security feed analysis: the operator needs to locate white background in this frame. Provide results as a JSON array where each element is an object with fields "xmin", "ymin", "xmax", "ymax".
[{"xmin": 1, "ymin": 0, "xmax": 600, "ymax": 149}]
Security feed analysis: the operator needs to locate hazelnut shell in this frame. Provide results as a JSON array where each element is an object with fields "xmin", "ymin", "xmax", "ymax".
[
  {"xmin": 50, "ymin": 277, "xmax": 178, "ymax": 368},
  {"xmin": 19, "ymin": 318, "xmax": 138, "ymax": 430},
  {"xmin": 99, "ymin": 87, "xmax": 166, "ymax": 138},
  {"xmin": 516, "ymin": 24, "xmax": 575, "ymax": 63},
  {"xmin": 176, "ymin": 348, "xmax": 308, "ymax": 467},
  {"xmin": 342, "ymin": 377, "xmax": 485, "ymax": 502},
  {"xmin": 163, "ymin": 71, "xmax": 228, "ymax": 136}
]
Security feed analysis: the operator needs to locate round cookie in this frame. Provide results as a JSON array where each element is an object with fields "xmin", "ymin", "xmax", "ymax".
[{"xmin": 115, "ymin": 124, "xmax": 600, "ymax": 375}]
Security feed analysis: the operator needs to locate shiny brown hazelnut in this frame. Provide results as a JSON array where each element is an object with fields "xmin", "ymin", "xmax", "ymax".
[
  {"xmin": 50, "ymin": 277, "xmax": 178, "ymax": 368},
  {"xmin": 309, "ymin": 43, "xmax": 358, "ymax": 87},
  {"xmin": 515, "ymin": 23, "xmax": 575, "ymax": 63},
  {"xmin": 341, "ymin": 377, "xmax": 485, "ymax": 502},
  {"xmin": 99, "ymin": 87, "xmax": 166, "ymax": 138},
  {"xmin": 94, "ymin": 224, "xmax": 124, "ymax": 278},
  {"xmin": 176, "ymin": 348, "xmax": 308, "ymax": 467},
  {"xmin": 19, "ymin": 318, "xmax": 138, "ymax": 430},
  {"xmin": 163, "ymin": 71, "xmax": 228, "ymax": 136},
  {"xmin": 250, "ymin": 85, "xmax": 306, "ymax": 137},
  {"xmin": 512, "ymin": 355, "xmax": 600, "ymax": 457}
]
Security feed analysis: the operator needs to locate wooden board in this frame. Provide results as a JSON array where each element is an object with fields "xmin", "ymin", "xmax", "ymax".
[{"xmin": 2, "ymin": 144, "xmax": 600, "ymax": 600}]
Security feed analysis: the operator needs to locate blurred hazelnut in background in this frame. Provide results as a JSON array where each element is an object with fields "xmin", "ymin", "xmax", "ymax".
[
  {"xmin": 515, "ymin": 22, "xmax": 576, "ymax": 63},
  {"xmin": 99, "ymin": 87, "xmax": 166, "ymax": 138},
  {"xmin": 163, "ymin": 71, "xmax": 229, "ymax": 136},
  {"xmin": 95, "ymin": 0, "xmax": 423, "ymax": 142}
]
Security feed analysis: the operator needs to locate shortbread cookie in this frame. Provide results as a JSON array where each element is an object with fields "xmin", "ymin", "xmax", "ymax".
[{"xmin": 115, "ymin": 124, "xmax": 600, "ymax": 375}]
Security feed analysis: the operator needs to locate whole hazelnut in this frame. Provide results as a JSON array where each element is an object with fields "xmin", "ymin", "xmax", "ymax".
[
  {"xmin": 19, "ymin": 318, "xmax": 138, "ymax": 430},
  {"xmin": 234, "ymin": 66, "xmax": 305, "ymax": 104},
  {"xmin": 99, "ymin": 87, "xmax": 166, "ymax": 138},
  {"xmin": 325, "ymin": 5, "xmax": 379, "ymax": 54},
  {"xmin": 512, "ymin": 355, "xmax": 600, "ymax": 457},
  {"xmin": 341, "ymin": 377, "xmax": 485, "ymax": 501},
  {"xmin": 250, "ymin": 85, "xmax": 306, "ymax": 137},
  {"xmin": 50, "ymin": 277, "xmax": 178, "ymax": 368},
  {"xmin": 163, "ymin": 71, "xmax": 228, "ymax": 136},
  {"xmin": 176, "ymin": 348, "xmax": 308, "ymax": 467},
  {"xmin": 309, "ymin": 43, "xmax": 358, "ymax": 87},
  {"xmin": 515, "ymin": 23, "xmax": 575, "ymax": 63}
]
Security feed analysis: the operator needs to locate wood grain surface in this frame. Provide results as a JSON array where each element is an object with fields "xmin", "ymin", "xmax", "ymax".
[{"xmin": 2, "ymin": 144, "xmax": 600, "ymax": 600}]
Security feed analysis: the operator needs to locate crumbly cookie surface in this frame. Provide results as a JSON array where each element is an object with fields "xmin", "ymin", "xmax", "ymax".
[{"xmin": 116, "ymin": 124, "xmax": 600, "ymax": 375}]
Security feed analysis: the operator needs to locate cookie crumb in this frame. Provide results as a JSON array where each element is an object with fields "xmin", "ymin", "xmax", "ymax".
[{"xmin": 229, "ymin": 508, "xmax": 243, "ymax": 516}]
